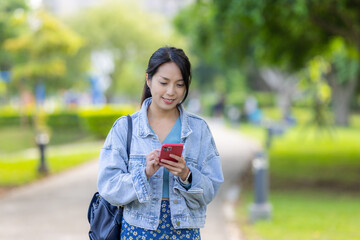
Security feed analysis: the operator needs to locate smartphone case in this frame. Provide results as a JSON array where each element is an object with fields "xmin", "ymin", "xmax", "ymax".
[{"xmin": 159, "ymin": 143, "xmax": 183, "ymax": 162}]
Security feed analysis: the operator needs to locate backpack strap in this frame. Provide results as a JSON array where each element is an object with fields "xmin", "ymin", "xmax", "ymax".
[{"xmin": 126, "ymin": 114, "xmax": 132, "ymax": 158}]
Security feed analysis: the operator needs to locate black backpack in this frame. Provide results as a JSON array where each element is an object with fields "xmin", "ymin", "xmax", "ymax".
[{"xmin": 87, "ymin": 115, "xmax": 132, "ymax": 240}]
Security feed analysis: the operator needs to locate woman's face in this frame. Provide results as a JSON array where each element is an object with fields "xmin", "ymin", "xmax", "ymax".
[{"xmin": 147, "ymin": 62, "xmax": 186, "ymax": 113}]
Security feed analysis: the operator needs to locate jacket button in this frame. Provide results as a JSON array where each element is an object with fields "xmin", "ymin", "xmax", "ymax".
[
  {"xmin": 173, "ymin": 200, "xmax": 178, "ymax": 204},
  {"xmin": 176, "ymin": 221, "xmax": 180, "ymax": 226}
]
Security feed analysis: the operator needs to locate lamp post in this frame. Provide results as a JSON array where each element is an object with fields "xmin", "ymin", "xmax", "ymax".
[
  {"xmin": 36, "ymin": 132, "xmax": 49, "ymax": 174},
  {"xmin": 249, "ymin": 123, "xmax": 286, "ymax": 223},
  {"xmin": 249, "ymin": 151, "xmax": 272, "ymax": 223}
]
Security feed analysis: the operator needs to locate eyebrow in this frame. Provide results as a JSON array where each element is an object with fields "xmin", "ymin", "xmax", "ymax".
[{"xmin": 160, "ymin": 75, "xmax": 184, "ymax": 82}]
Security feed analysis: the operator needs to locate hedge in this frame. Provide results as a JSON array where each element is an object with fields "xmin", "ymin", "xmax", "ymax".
[
  {"xmin": 46, "ymin": 112, "xmax": 81, "ymax": 130},
  {"xmin": 79, "ymin": 105, "xmax": 135, "ymax": 138},
  {"xmin": 0, "ymin": 105, "xmax": 135, "ymax": 139},
  {"xmin": 0, "ymin": 114, "xmax": 33, "ymax": 128}
]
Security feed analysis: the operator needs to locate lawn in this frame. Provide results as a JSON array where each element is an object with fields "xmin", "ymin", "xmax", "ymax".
[
  {"xmin": 0, "ymin": 126, "xmax": 97, "ymax": 153},
  {"xmin": 0, "ymin": 141, "xmax": 103, "ymax": 186},
  {"xmin": 237, "ymin": 189, "xmax": 360, "ymax": 240},
  {"xmin": 236, "ymin": 110, "xmax": 360, "ymax": 239},
  {"xmin": 0, "ymin": 126, "xmax": 103, "ymax": 186},
  {"xmin": 238, "ymin": 112, "xmax": 360, "ymax": 190}
]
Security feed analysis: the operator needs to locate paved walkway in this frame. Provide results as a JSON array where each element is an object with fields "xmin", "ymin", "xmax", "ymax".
[{"xmin": 0, "ymin": 119, "xmax": 261, "ymax": 240}]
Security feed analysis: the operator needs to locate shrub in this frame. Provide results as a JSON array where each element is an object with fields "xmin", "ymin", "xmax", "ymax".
[
  {"xmin": 46, "ymin": 112, "xmax": 81, "ymax": 130},
  {"xmin": 253, "ymin": 92, "xmax": 276, "ymax": 108},
  {"xmin": 0, "ymin": 111, "xmax": 33, "ymax": 128},
  {"xmin": 0, "ymin": 115, "xmax": 21, "ymax": 127},
  {"xmin": 79, "ymin": 105, "xmax": 135, "ymax": 139}
]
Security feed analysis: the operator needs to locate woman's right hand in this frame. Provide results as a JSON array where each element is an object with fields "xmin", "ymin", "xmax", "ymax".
[{"xmin": 145, "ymin": 149, "xmax": 161, "ymax": 179}]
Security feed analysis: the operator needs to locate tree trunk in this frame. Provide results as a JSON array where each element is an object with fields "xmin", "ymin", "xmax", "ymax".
[{"xmin": 327, "ymin": 70, "xmax": 358, "ymax": 126}]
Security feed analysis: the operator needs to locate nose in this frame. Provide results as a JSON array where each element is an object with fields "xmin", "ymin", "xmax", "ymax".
[{"xmin": 166, "ymin": 84, "xmax": 175, "ymax": 95}]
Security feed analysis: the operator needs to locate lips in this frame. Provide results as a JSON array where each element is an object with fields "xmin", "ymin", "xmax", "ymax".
[{"xmin": 162, "ymin": 97, "xmax": 175, "ymax": 104}]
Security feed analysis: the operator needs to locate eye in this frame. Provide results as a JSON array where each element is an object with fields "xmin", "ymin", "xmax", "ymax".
[
  {"xmin": 160, "ymin": 82, "xmax": 167, "ymax": 85},
  {"xmin": 177, "ymin": 83, "xmax": 185, "ymax": 87}
]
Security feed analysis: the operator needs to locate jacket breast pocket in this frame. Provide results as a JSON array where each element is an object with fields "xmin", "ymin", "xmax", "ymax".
[{"xmin": 128, "ymin": 154, "xmax": 146, "ymax": 170}]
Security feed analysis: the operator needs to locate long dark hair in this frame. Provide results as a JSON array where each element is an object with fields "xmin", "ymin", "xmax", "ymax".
[{"xmin": 140, "ymin": 46, "xmax": 192, "ymax": 105}]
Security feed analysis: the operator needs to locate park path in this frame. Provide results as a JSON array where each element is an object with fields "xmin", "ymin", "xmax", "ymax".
[{"xmin": 0, "ymin": 119, "xmax": 261, "ymax": 240}]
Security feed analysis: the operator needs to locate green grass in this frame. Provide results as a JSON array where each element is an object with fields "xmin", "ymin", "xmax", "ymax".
[
  {"xmin": 239, "ymin": 119, "xmax": 360, "ymax": 190},
  {"xmin": 0, "ymin": 127, "xmax": 36, "ymax": 152},
  {"xmin": 0, "ymin": 141, "xmax": 103, "ymax": 186},
  {"xmin": 237, "ymin": 189, "xmax": 360, "ymax": 240},
  {"xmin": 0, "ymin": 124, "xmax": 103, "ymax": 187},
  {"xmin": 0, "ymin": 126, "xmax": 97, "ymax": 153},
  {"xmin": 269, "ymin": 126, "xmax": 360, "ymax": 189}
]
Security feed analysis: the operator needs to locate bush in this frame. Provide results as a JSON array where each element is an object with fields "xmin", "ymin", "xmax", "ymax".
[
  {"xmin": 79, "ymin": 105, "xmax": 135, "ymax": 139},
  {"xmin": 252, "ymin": 92, "xmax": 276, "ymax": 108},
  {"xmin": 226, "ymin": 91, "xmax": 276, "ymax": 111},
  {"xmin": 0, "ymin": 115, "xmax": 21, "ymax": 127},
  {"xmin": 0, "ymin": 113, "xmax": 33, "ymax": 128},
  {"xmin": 46, "ymin": 112, "xmax": 81, "ymax": 130},
  {"xmin": 226, "ymin": 91, "xmax": 247, "ymax": 109}
]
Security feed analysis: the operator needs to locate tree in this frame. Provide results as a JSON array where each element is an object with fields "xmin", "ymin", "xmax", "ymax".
[
  {"xmin": 4, "ymin": 10, "xmax": 83, "ymax": 91},
  {"xmin": 67, "ymin": 0, "xmax": 184, "ymax": 102},
  {"xmin": 0, "ymin": 0, "xmax": 28, "ymax": 70},
  {"xmin": 175, "ymin": 0, "xmax": 360, "ymax": 126},
  {"xmin": 3, "ymin": 9, "xmax": 83, "ymax": 127}
]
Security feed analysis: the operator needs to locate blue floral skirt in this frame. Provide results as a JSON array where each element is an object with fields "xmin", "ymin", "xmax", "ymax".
[{"xmin": 120, "ymin": 200, "xmax": 201, "ymax": 240}]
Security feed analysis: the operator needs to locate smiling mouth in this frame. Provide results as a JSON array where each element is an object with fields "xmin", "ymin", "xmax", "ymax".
[{"xmin": 162, "ymin": 97, "xmax": 175, "ymax": 104}]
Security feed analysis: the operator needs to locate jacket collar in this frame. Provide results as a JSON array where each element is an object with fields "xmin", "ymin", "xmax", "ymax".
[{"xmin": 137, "ymin": 97, "xmax": 192, "ymax": 140}]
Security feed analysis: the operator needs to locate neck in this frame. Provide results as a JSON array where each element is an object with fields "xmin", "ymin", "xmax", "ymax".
[{"xmin": 147, "ymin": 103, "xmax": 180, "ymax": 121}]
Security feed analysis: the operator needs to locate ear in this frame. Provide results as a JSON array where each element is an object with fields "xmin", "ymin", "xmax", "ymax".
[{"xmin": 146, "ymin": 73, "xmax": 151, "ymax": 89}]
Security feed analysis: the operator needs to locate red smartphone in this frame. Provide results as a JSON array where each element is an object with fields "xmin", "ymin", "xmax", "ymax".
[{"xmin": 159, "ymin": 143, "xmax": 183, "ymax": 162}]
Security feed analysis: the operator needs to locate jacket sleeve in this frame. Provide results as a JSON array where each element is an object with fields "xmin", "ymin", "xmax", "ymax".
[
  {"xmin": 97, "ymin": 117, "xmax": 151, "ymax": 206},
  {"xmin": 173, "ymin": 121, "xmax": 224, "ymax": 209}
]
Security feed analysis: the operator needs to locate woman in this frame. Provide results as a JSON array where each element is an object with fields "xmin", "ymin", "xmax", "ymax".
[{"xmin": 97, "ymin": 46, "xmax": 224, "ymax": 239}]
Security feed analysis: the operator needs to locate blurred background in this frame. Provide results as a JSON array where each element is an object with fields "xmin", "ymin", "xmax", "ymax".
[{"xmin": 0, "ymin": 0, "xmax": 359, "ymax": 239}]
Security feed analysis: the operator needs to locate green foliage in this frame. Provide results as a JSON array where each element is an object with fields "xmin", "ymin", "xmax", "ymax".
[
  {"xmin": 226, "ymin": 91, "xmax": 247, "ymax": 109},
  {"xmin": 0, "ymin": 0, "xmax": 28, "ymax": 69},
  {"xmin": 0, "ymin": 115, "xmax": 22, "ymax": 128},
  {"xmin": 79, "ymin": 105, "xmax": 135, "ymax": 138},
  {"xmin": 240, "ymin": 121, "xmax": 360, "ymax": 190},
  {"xmin": 226, "ymin": 91, "xmax": 275, "ymax": 112},
  {"xmin": 237, "ymin": 190, "xmax": 360, "ymax": 240},
  {"xmin": 252, "ymin": 92, "xmax": 276, "ymax": 108},
  {"xmin": 176, "ymin": 0, "xmax": 360, "ymax": 125},
  {"xmin": 176, "ymin": 0, "xmax": 360, "ymax": 72},
  {"xmin": 3, "ymin": 9, "xmax": 83, "ymax": 92},
  {"xmin": 298, "ymin": 56, "xmax": 333, "ymax": 127},
  {"xmin": 68, "ymin": 0, "xmax": 186, "ymax": 100},
  {"xmin": 0, "ymin": 105, "xmax": 135, "ymax": 142},
  {"xmin": 46, "ymin": 111, "xmax": 80, "ymax": 129},
  {"xmin": 175, "ymin": 0, "xmax": 326, "ymax": 71},
  {"xmin": 0, "ymin": 109, "xmax": 33, "ymax": 128},
  {"xmin": 328, "ymin": 37, "xmax": 360, "ymax": 84}
]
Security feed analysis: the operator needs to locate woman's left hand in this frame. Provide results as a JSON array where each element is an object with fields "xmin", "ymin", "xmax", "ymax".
[{"xmin": 159, "ymin": 154, "xmax": 190, "ymax": 181}]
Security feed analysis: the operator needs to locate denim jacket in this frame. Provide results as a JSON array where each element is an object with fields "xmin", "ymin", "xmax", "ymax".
[{"xmin": 97, "ymin": 97, "xmax": 224, "ymax": 230}]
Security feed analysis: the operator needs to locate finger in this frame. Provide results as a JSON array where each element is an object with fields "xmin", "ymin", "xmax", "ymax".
[
  {"xmin": 150, "ymin": 157, "xmax": 160, "ymax": 164},
  {"xmin": 162, "ymin": 165, "xmax": 181, "ymax": 175},
  {"xmin": 169, "ymin": 154, "xmax": 185, "ymax": 163},
  {"xmin": 160, "ymin": 159, "xmax": 181, "ymax": 167},
  {"xmin": 154, "ymin": 149, "xmax": 161, "ymax": 156}
]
